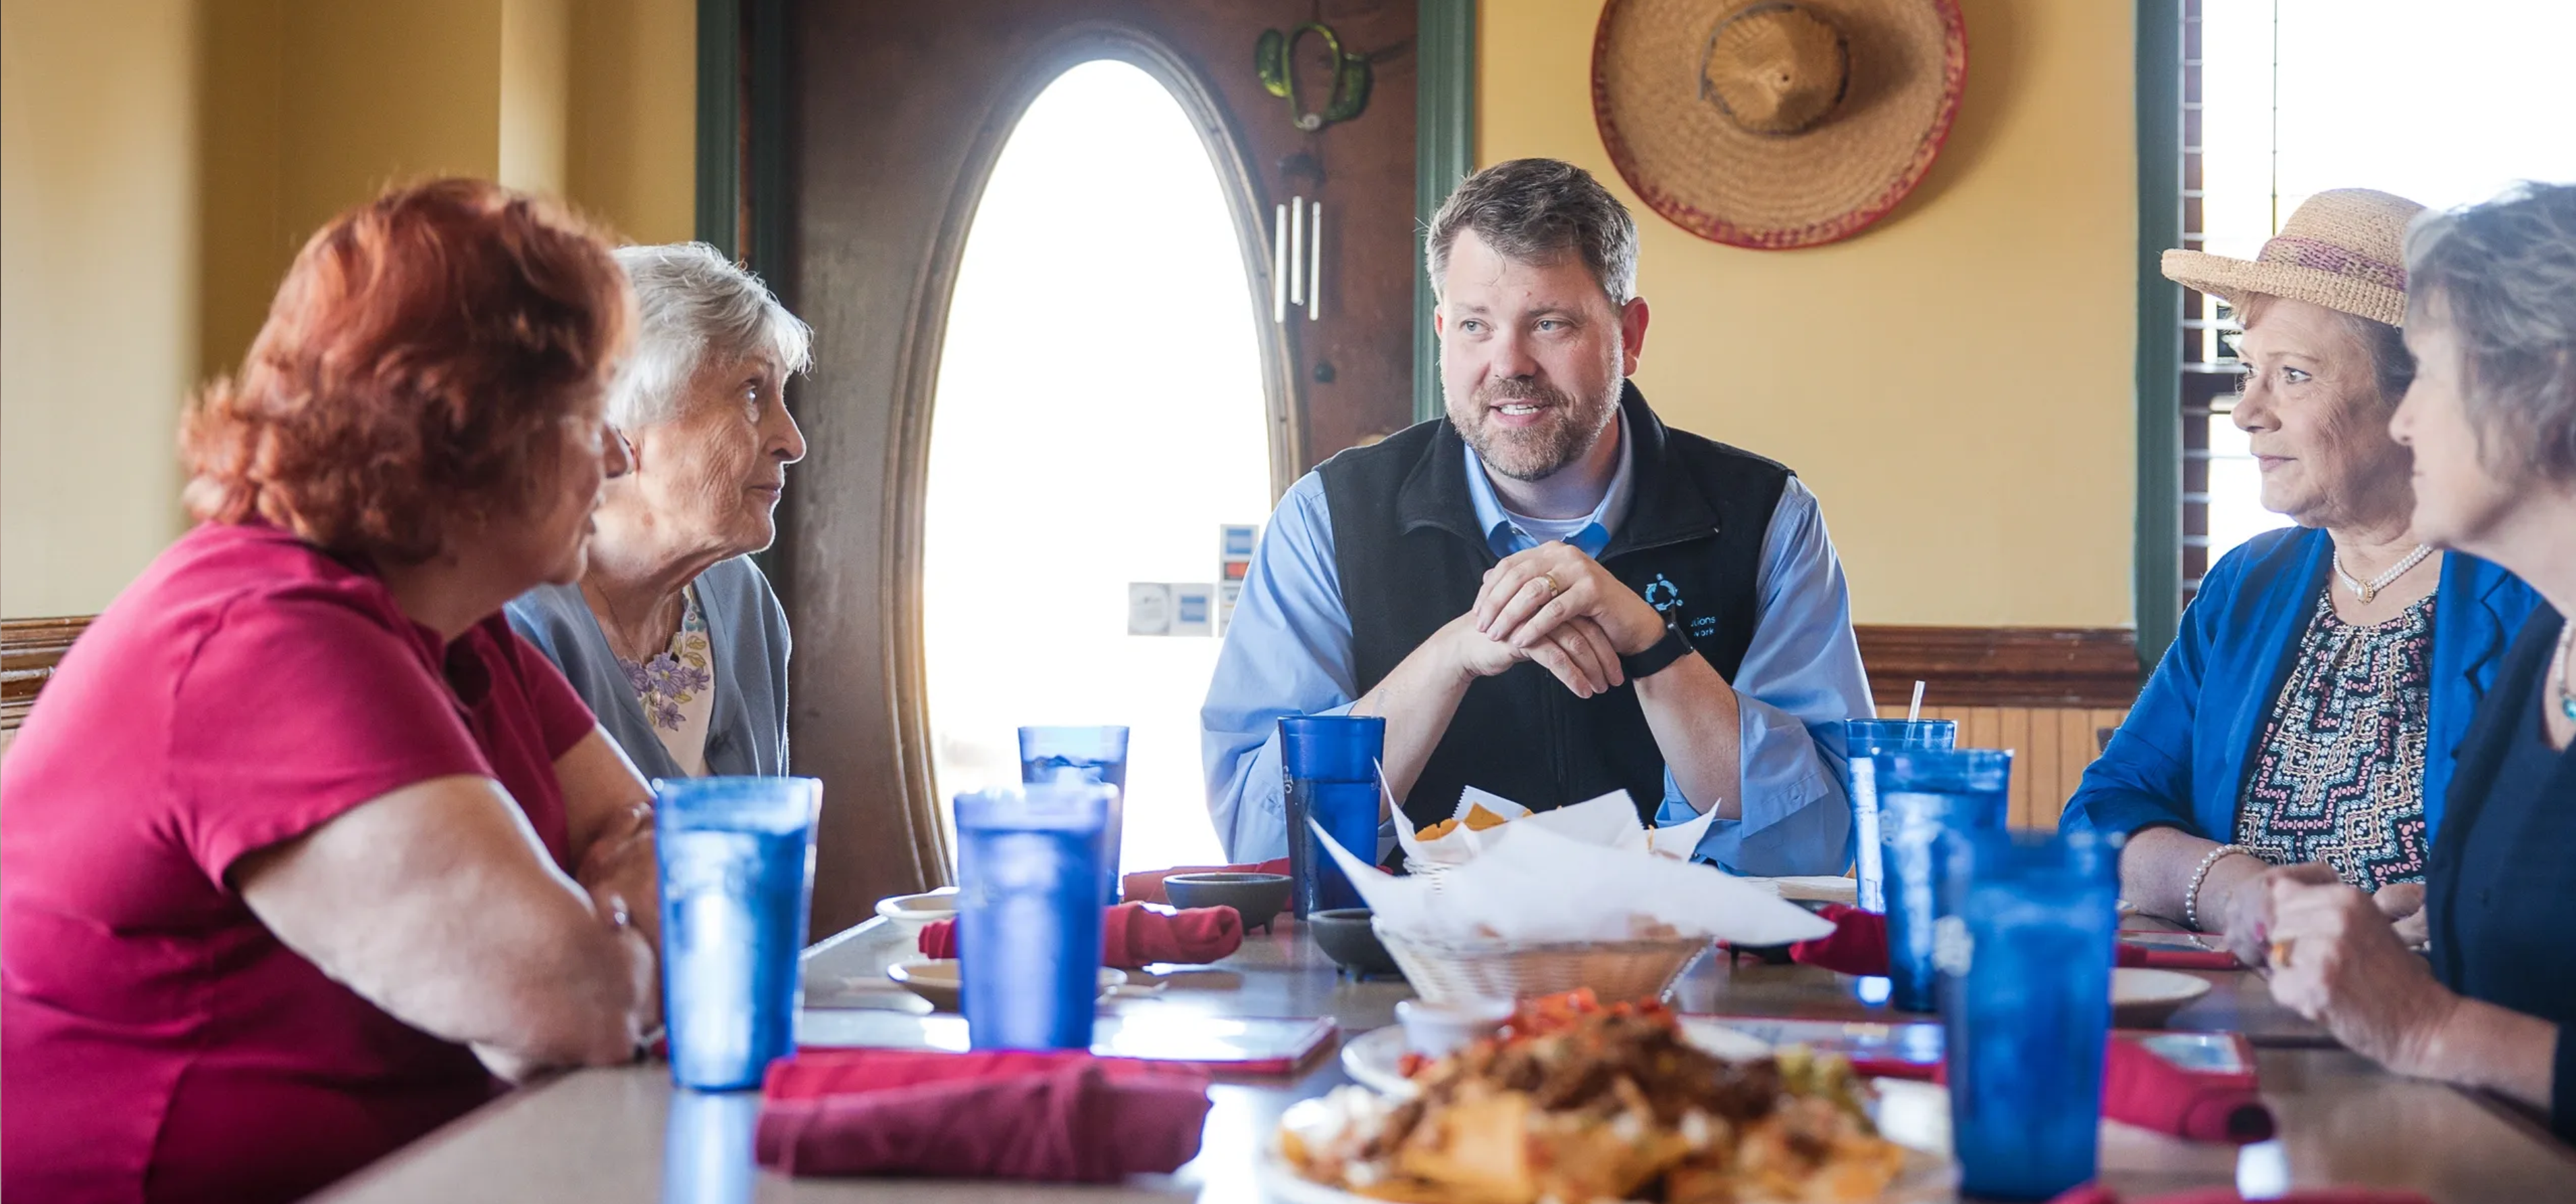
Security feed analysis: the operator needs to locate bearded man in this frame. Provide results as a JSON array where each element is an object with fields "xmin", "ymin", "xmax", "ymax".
[{"xmin": 1202, "ymin": 158, "xmax": 1872, "ymax": 876}]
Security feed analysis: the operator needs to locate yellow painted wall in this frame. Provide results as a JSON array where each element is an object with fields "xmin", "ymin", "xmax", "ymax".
[
  {"xmin": 1, "ymin": 0, "xmax": 200, "ymax": 616},
  {"xmin": 1479, "ymin": 0, "xmax": 2139, "ymax": 627},
  {"xmin": 567, "ymin": 0, "xmax": 698, "ymax": 245},
  {"xmin": 3, "ymin": 0, "xmax": 695, "ymax": 617}
]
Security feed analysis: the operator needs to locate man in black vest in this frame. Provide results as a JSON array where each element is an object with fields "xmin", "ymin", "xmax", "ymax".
[{"xmin": 1202, "ymin": 158, "xmax": 1872, "ymax": 876}]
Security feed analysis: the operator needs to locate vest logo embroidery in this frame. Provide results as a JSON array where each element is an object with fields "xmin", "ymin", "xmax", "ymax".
[
  {"xmin": 1644, "ymin": 574, "xmax": 1684, "ymax": 613},
  {"xmin": 1643, "ymin": 572, "xmax": 1721, "ymax": 643}
]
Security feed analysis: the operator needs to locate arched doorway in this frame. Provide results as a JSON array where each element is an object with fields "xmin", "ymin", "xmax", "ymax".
[
  {"xmin": 778, "ymin": 4, "xmax": 1424, "ymax": 932},
  {"xmin": 920, "ymin": 58, "xmax": 1279, "ymax": 874}
]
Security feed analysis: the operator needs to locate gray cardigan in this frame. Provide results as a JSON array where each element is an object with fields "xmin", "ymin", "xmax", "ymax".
[{"xmin": 505, "ymin": 556, "xmax": 792, "ymax": 780}]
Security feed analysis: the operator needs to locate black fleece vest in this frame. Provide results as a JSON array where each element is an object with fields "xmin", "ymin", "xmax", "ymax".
[{"xmin": 1317, "ymin": 382, "xmax": 1792, "ymax": 832}]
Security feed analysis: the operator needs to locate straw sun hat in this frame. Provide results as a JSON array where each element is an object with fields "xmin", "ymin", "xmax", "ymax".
[
  {"xmin": 1591, "ymin": 0, "xmax": 1967, "ymax": 250},
  {"xmin": 2161, "ymin": 189, "xmax": 2425, "ymax": 327}
]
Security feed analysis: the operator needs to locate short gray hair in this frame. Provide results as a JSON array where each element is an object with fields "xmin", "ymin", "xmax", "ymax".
[
  {"xmin": 1426, "ymin": 159, "xmax": 1639, "ymax": 305},
  {"xmin": 2407, "ymin": 182, "xmax": 2576, "ymax": 485},
  {"xmin": 609, "ymin": 242, "xmax": 813, "ymax": 430}
]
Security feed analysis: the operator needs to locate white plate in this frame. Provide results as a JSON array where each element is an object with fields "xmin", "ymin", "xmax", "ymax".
[
  {"xmin": 2110, "ymin": 966, "xmax": 2212, "ymax": 1028},
  {"xmin": 873, "ymin": 888, "xmax": 959, "ymax": 936},
  {"xmin": 1339, "ymin": 1016, "xmax": 1774, "ymax": 1097},
  {"xmin": 1258, "ymin": 1118, "xmax": 1955, "ymax": 1204},
  {"xmin": 884, "ymin": 959, "xmax": 1125, "ymax": 1013},
  {"xmin": 1746, "ymin": 875, "xmax": 1860, "ymax": 905}
]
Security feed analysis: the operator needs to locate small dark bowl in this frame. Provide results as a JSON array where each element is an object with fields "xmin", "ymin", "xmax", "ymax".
[
  {"xmin": 1162, "ymin": 872, "xmax": 1292, "ymax": 932},
  {"xmin": 1308, "ymin": 907, "xmax": 1405, "ymax": 979}
]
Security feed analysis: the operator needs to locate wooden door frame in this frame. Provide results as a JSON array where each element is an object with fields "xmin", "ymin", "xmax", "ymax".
[
  {"xmin": 871, "ymin": 23, "xmax": 1308, "ymax": 888},
  {"xmin": 698, "ymin": 1, "xmax": 1474, "ymax": 925}
]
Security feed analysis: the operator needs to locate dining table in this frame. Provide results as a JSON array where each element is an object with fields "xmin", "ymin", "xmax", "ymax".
[{"xmin": 309, "ymin": 907, "xmax": 2576, "ymax": 1203}]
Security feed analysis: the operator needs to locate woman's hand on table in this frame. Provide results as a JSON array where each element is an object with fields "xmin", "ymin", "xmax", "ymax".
[
  {"xmin": 2264, "ymin": 876, "xmax": 2458, "ymax": 1075},
  {"xmin": 2209, "ymin": 857, "xmax": 2338, "ymax": 967}
]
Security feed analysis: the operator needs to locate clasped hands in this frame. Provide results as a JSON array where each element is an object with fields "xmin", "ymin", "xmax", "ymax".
[{"xmin": 1438, "ymin": 543, "xmax": 1669, "ymax": 699}]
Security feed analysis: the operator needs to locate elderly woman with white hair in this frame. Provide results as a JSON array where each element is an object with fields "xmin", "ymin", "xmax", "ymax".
[{"xmin": 508, "ymin": 243, "xmax": 810, "ymax": 778}]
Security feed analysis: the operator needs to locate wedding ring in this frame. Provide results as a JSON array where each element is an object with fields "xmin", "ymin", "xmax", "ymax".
[{"xmin": 1536, "ymin": 573, "xmax": 1561, "ymax": 597}]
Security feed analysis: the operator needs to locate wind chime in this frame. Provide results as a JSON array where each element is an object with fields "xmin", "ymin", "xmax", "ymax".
[{"xmin": 1255, "ymin": 18, "xmax": 1373, "ymax": 332}]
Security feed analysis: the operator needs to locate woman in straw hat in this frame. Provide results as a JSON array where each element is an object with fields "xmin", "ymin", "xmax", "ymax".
[
  {"xmin": 2265, "ymin": 181, "xmax": 2576, "ymax": 1143},
  {"xmin": 2061, "ymin": 189, "xmax": 2541, "ymax": 967}
]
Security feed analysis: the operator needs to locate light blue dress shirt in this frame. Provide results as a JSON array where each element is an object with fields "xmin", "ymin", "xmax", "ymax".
[{"xmin": 1201, "ymin": 415, "xmax": 1873, "ymax": 875}]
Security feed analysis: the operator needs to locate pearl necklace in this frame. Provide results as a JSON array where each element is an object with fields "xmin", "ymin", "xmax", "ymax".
[{"xmin": 2333, "ymin": 543, "xmax": 2434, "ymax": 604}]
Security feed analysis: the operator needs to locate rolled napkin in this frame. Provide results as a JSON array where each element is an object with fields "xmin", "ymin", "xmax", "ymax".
[
  {"xmin": 757, "ymin": 1049, "xmax": 1210, "ymax": 1180},
  {"xmin": 2117, "ymin": 941, "xmax": 2243, "ymax": 971},
  {"xmin": 917, "ymin": 902, "xmax": 1245, "ymax": 969},
  {"xmin": 1123, "ymin": 859, "xmax": 1290, "ymax": 905},
  {"xmin": 2098, "ymin": 1038, "xmax": 2274, "ymax": 1143},
  {"xmin": 1786, "ymin": 903, "xmax": 1890, "ymax": 976},
  {"xmin": 1791, "ymin": 907, "xmax": 2245, "ymax": 976},
  {"xmin": 2049, "ymin": 1188, "xmax": 2433, "ymax": 1204}
]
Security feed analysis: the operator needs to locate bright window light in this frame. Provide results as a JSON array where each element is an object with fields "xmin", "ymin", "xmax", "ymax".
[
  {"xmin": 922, "ymin": 59, "xmax": 1274, "ymax": 876},
  {"xmin": 2196, "ymin": 1, "xmax": 2576, "ymax": 566}
]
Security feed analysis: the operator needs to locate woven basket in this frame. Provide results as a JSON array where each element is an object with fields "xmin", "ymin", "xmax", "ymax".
[{"xmin": 1372, "ymin": 920, "xmax": 1711, "ymax": 1005}]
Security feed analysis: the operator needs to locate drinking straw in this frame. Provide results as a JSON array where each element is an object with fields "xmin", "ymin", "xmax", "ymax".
[{"xmin": 1907, "ymin": 680, "xmax": 1926, "ymax": 723}]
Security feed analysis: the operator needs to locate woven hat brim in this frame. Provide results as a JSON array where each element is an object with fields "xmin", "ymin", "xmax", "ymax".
[
  {"xmin": 2161, "ymin": 249, "xmax": 2409, "ymax": 328},
  {"xmin": 1591, "ymin": 0, "xmax": 1967, "ymax": 250}
]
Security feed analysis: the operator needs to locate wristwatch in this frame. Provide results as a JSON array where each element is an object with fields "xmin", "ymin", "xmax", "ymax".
[{"xmin": 1619, "ymin": 612, "xmax": 1696, "ymax": 680}]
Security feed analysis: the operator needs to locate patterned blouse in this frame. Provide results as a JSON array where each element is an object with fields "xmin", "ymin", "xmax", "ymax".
[
  {"xmin": 2236, "ymin": 588, "xmax": 2436, "ymax": 893},
  {"xmin": 617, "ymin": 584, "xmax": 715, "ymax": 776}
]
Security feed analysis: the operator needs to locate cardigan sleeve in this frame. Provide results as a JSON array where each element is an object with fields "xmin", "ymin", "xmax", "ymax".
[{"xmin": 2059, "ymin": 558, "xmax": 2235, "ymax": 838}]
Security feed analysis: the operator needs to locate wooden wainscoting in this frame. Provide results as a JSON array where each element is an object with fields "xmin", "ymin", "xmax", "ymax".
[
  {"xmin": 1, "ymin": 615, "xmax": 93, "ymax": 755},
  {"xmin": 1853, "ymin": 626, "xmax": 2144, "ymax": 831}
]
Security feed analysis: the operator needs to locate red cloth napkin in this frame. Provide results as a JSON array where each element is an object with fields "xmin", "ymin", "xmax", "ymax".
[
  {"xmin": 2050, "ymin": 1188, "xmax": 2432, "ymax": 1204},
  {"xmin": 1884, "ymin": 1042, "xmax": 2271, "ymax": 1144},
  {"xmin": 1787, "ymin": 904, "xmax": 1890, "ymax": 976},
  {"xmin": 1790, "ymin": 907, "xmax": 2246, "ymax": 976},
  {"xmin": 917, "ymin": 902, "xmax": 1245, "ymax": 969},
  {"xmin": 2098, "ymin": 1038, "xmax": 2274, "ymax": 1143},
  {"xmin": 2117, "ymin": 942, "xmax": 2244, "ymax": 971},
  {"xmin": 756, "ymin": 1049, "xmax": 1210, "ymax": 1180},
  {"xmin": 1121, "ymin": 859, "xmax": 1289, "ymax": 905}
]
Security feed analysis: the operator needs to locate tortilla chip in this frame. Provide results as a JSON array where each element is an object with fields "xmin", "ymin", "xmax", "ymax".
[
  {"xmin": 1462, "ymin": 804, "xmax": 1512, "ymax": 832},
  {"xmin": 1394, "ymin": 1089, "xmax": 1536, "ymax": 1203}
]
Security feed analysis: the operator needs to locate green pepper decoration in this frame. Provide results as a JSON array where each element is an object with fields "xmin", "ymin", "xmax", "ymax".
[{"xmin": 1256, "ymin": 22, "xmax": 1372, "ymax": 132}]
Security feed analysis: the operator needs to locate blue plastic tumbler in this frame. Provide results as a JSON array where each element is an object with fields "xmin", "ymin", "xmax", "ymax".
[
  {"xmin": 1939, "ymin": 828, "xmax": 2122, "ymax": 1200},
  {"xmin": 655, "ymin": 776, "xmax": 822, "ymax": 1090},
  {"xmin": 1016, "ymin": 725, "xmax": 1130, "ymax": 905},
  {"xmin": 1875, "ymin": 749, "xmax": 2012, "ymax": 1013},
  {"xmin": 1279, "ymin": 715, "xmax": 1386, "ymax": 919},
  {"xmin": 1839, "ymin": 718, "xmax": 1959, "ymax": 913},
  {"xmin": 953, "ymin": 783, "xmax": 1111, "ymax": 1051},
  {"xmin": 661, "ymin": 1088, "xmax": 758, "ymax": 1204}
]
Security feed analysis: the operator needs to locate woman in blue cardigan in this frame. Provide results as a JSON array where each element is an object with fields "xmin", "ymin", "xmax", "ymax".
[{"xmin": 2062, "ymin": 190, "xmax": 2540, "ymax": 965}]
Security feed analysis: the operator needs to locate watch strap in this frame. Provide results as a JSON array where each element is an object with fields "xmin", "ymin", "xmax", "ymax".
[{"xmin": 1619, "ymin": 616, "xmax": 1695, "ymax": 680}]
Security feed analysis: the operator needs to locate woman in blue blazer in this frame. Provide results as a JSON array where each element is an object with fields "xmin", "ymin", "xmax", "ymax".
[{"xmin": 2062, "ymin": 189, "xmax": 2540, "ymax": 965}]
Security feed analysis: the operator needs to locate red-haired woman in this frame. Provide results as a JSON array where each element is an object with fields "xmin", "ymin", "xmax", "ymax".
[{"xmin": 2, "ymin": 180, "xmax": 659, "ymax": 1203}]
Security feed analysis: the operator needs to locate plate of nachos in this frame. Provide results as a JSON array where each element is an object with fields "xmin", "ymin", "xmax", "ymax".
[{"xmin": 1271, "ymin": 992, "xmax": 1951, "ymax": 1203}]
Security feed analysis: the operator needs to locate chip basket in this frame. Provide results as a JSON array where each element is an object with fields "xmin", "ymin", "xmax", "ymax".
[{"xmin": 1370, "ymin": 919, "xmax": 1711, "ymax": 1005}]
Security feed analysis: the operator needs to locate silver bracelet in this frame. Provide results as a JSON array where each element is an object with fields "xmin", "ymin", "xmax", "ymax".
[{"xmin": 2183, "ymin": 843, "xmax": 2255, "ymax": 932}]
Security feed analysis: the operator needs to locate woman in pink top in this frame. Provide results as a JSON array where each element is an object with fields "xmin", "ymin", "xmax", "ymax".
[{"xmin": 2, "ymin": 180, "xmax": 661, "ymax": 1203}]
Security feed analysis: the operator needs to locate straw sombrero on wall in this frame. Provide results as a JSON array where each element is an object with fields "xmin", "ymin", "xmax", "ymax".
[
  {"xmin": 2161, "ymin": 189, "xmax": 2423, "ymax": 327},
  {"xmin": 1592, "ymin": 0, "xmax": 1967, "ymax": 250}
]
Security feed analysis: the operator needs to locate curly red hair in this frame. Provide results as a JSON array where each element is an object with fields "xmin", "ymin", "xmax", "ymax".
[{"xmin": 184, "ymin": 178, "xmax": 632, "ymax": 564}]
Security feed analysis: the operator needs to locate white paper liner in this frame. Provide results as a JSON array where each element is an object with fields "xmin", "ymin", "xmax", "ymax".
[{"xmin": 1312, "ymin": 816, "xmax": 1834, "ymax": 947}]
